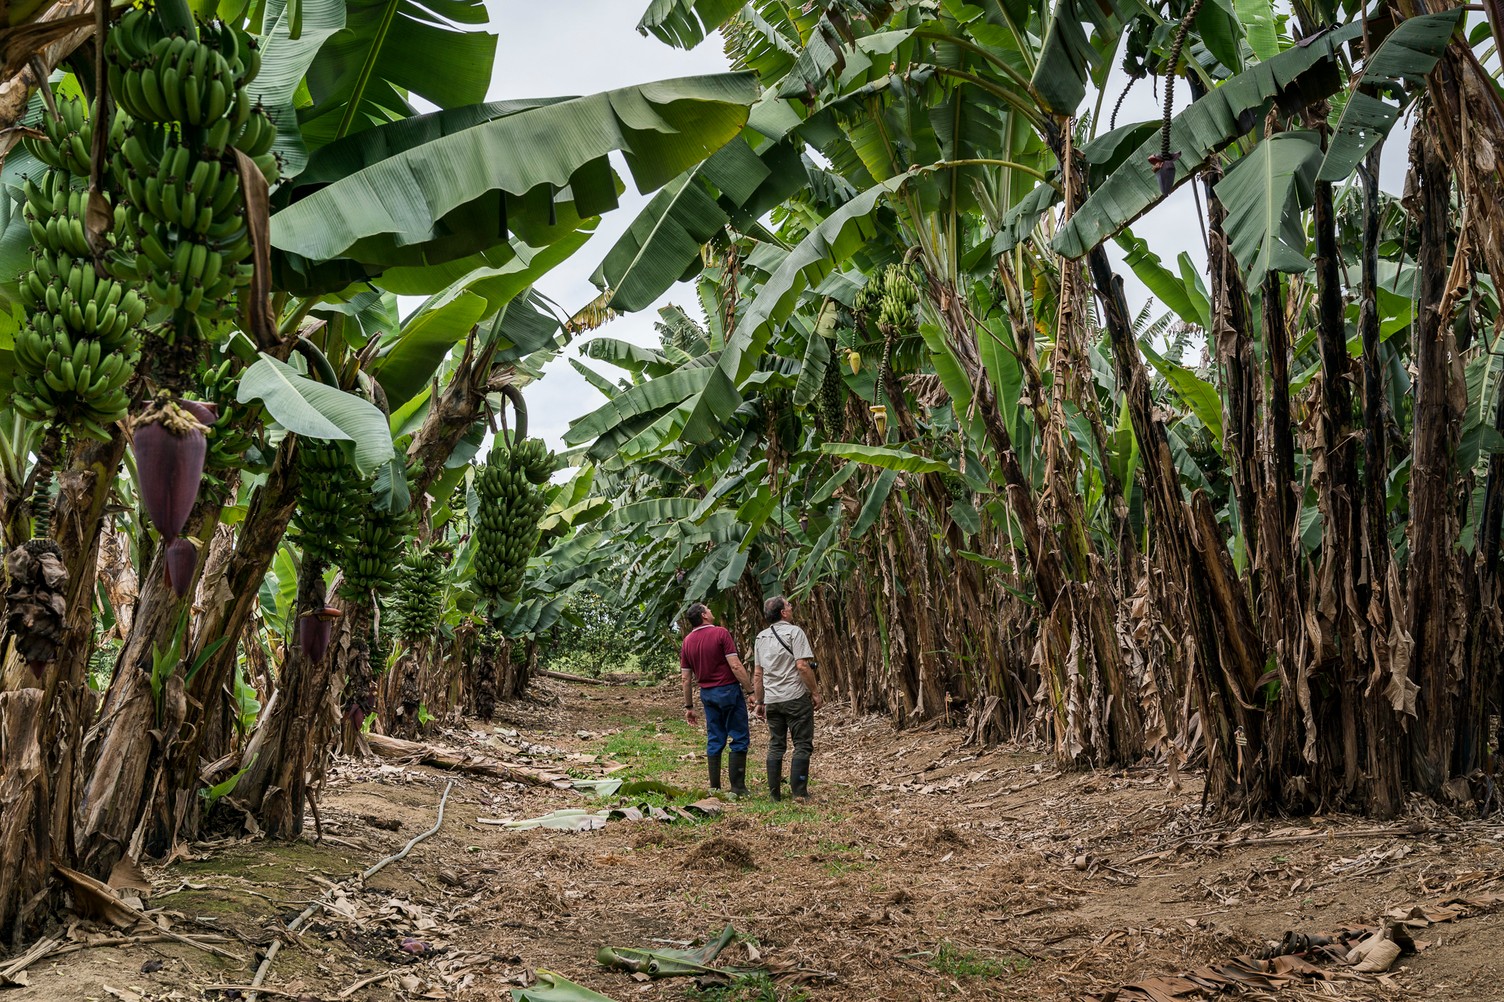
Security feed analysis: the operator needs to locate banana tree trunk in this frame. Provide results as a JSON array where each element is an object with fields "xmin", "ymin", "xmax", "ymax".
[
  {"xmin": 1085, "ymin": 245, "xmax": 1267, "ymax": 812},
  {"xmin": 1405, "ymin": 120, "xmax": 1466, "ymax": 795},
  {"xmin": 236, "ymin": 553, "xmax": 335, "ymax": 839},
  {"xmin": 0, "ymin": 435, "xmax": 124, "ymax": 943}
]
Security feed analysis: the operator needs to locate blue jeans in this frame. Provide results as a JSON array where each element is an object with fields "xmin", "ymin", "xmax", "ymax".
[{"xmin": 700, "ymin": 683, "xmax": 749, "ymax": 755}]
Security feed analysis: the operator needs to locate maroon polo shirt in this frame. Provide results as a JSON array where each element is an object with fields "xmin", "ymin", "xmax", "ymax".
[{"xmin": 680, "ymin": 625, "xmax": 739, "ymax": 689}]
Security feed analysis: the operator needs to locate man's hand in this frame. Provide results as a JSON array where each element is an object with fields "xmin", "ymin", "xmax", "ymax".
[
  {"xmin": 754, "ymin": 702, "xmax": 767, "ymax": 721},
  {"xmin": 812, "ymin": 690, "xmax": 824, "ymax": 711},
  {"xmin": 685, "ymin": 707, "xmax": 698, "ymax": 727}
]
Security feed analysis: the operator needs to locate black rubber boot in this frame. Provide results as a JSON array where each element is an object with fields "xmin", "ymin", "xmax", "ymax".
[
  {"xmin": 707, "ymin": 752, "xmax": 722, "ymax": 791},
  {"xmin": 728, "ymin": 751, "xmax": 748, "ymax": 797},
  {"xmin": 790, "ymin": 756, "xmax": 811, "ymax": 800},
  {"xmin": 766, "ymin": 757, "xmax": 783, "ymax": 801}
]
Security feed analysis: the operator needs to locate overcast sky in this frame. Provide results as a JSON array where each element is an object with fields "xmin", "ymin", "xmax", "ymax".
[
  {"xmin": 486, "ymin": 3, "xmax": 733, "ymax": 453},
  {"xmin": 479, "ymin": 5, "xmax": 1418, "ymax": 453}
]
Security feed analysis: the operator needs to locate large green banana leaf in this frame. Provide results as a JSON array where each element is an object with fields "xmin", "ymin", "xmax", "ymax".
[
  {"xmin": 236, "ymin": 354, "xmax": 394, "ymax": 471},
  {"xmin": 254, "ymin": 0, "xmax": 346, "ymax": 177},
  {"xmin": 368, "ymin": 288, "xmax": 487, "ymax": 408},
  {"xmin": 270, "ymin": 75, "xmax": 757, "ymax": 292},
  {"xmin": 1053, "ymin": 22, "xmax": 1360, "ymax": 259},
  {"xmin": 1213, "ymin": 131, "xmax": 1322, "ymax": 287},
  {"xmin": 567, "ymin": 171, "xmax": 912, "ymax": 459},
  {"xmin": 990, "ymin": 119, "xmax": 1157, "ymax": 254},
  {"xmin": 1235, "ymin": 0, "xmax": 1281, "ymax": 61},
  {"xmin": 1316, "ymin": 10, "xmax": 1461, "ymax": 183},
  {"xmin": 637, "ymin": 0, "xmax": 743, "ymax": 49},
  {"xmin": 297, "ymin": 0, "xmax": 496, "ymax": 149},
  {"xmin": 592, "ymin": 137, "xmax": 805, "ymax": 313}
]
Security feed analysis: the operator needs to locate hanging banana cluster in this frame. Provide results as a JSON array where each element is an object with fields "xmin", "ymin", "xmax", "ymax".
[
  {"xmin": 391, "ymin": 544, "xmax": 448, "ymax": 644},
  {"xmin": 197, "ymin": 357, "xmax": 254, "ymax": 469},
  {"xmin": 290, "ymin": 443, "xmax": 363, "ymax": 568},
  {"xmin": 876, "ymin": 263, "xmax": 919, "ymax": 337},
  {"xmin": 14, "ymin": 99, "xmax": 145, "ymax": 440},
  {"xmin": 339, "ymin": 482, "xmax": 416, "ymax": 601},
  {"xmin": 473, "ymin": 438, "xmax": 554, "ymax": 607},
  {"xmin": 104, "ymin": 8, "xmax": 277, "ymax": 344}
]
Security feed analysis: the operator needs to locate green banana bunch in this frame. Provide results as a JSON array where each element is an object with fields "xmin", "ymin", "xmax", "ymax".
[
  {"xmin": 106, "ymin": 11, "xmax": 250, "ymax": 128},
  {"xmin": 21, "ymin": 95, "xmax": 123, "ymax": 176},
  {"xmin": 102, "ymin": 7, "xmax": 278, "ymax": 333},
  {"xmin": 877, "ymin": 263, "xmax": 918, "ymax": 336},
  {"xmin": 339, "ymin": 487, "xmax": 416, "ymax": 601},
  {"xmin": 19, "ymin": 250, "xmax": 147, "ymax": 353},
  {"xmin": 472, "ymin": 440, "xmax": 550, "ymax": 606},
  {"xmin": 13, "ymin": 92, "xmax": 145, "ymax": 441},
  {"xmin": 391, "ymin": 544, "xmax": 449, "ymax": 644},
  {"xmin": 11, "ymin": 329, "xmax": 139, "ymax": 439},
  {"xmin": 291, "ymin": 443, "xmax": 364, "ymax": 568},
  {"xmin": 198, "ymin": 358, "xmax": 255, "ymax": 470}
]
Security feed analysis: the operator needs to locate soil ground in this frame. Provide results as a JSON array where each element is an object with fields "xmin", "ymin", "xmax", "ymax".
[{"xmin": 4, "ymin": 680, "xmax": 1504, "ymax": 1002}]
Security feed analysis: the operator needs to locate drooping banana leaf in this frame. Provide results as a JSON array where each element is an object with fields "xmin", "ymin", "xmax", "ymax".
[
  {"xmin": 1316, "ymin": 10, "xmax": 1462, "ymax": 182},
  {"xmin": 821, "ymin": 443, "xmax": 953, "ymax": 474},
  {"xmin": 254, "ymin": 0, "xmax": 345, "ymax": 177},
  {"xmin": 297, "ymin": 0, "xmax": 497, "ymax": 149},
  {"xmin": 368, "ymin": 289, "xmax": 487, "ymax": 408},
  {"xmin": 1116, "ymin": 231, "xmax": 1203, "ymax": 326},
  {"xmin": 270, "ymin": 74, "xmax": 758, "ymax": 292},
  {"xmin": 1140, "ymin": 339, "xmax": 1224, "ymax": 446},
  {"xmin": 1053, "ymin": 22, "xmax": 1360, "ymax": 259},
  {"xmin": 1235, "ymin": 0, "xmax": 1281, "ymax": 61},
  {"xmin": 236, "ymin": 355, "xmax": 394, "ymax": 472},
  {"xmin": 636, "ymin": 0, "xmax": 744, "ymax": 49},
  {"xmin": 1213, "ymin": 130, "xmax": 1323, "ymax": 287},
  {"xmin": 592, "ymin": 137, "xmax": 805, "ymax": 313},
  {"xmin": 990, "ymin": 119, "xmax": 1157, "ymax": 254},
  {"xmin": 1031, "ymin": 0, "xmax": 1133, "ymax": 116},
  {"xmin": 851, "ymin": 469, "xmax": 899, "ymax": 538}
]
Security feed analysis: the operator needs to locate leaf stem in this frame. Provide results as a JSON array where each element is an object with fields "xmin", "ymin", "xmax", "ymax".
[{"xmin": 334, "ymin": 0, "xmax": 402, "ymax": 141}]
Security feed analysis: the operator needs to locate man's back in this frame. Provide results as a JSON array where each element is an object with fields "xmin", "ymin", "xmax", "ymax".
[
  {"xmin": 681, "ymin": 624, "xmax": 738, "ymax": 688},
  {"xmin": 755, "ymin": 623, "xmax": 813, "ymax": 702}
]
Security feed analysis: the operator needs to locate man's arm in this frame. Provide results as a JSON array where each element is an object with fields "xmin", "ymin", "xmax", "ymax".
[
  {"xmin": 726, "ymin": 653, "xmax": 752, "ymax": 692},
  {"xmin": 796, "ymin": 658, "xmax": 822, "ymax": 709},
  {"xmin": 682, "ymin": 669, "xmax": 698, "ymax": 725}
]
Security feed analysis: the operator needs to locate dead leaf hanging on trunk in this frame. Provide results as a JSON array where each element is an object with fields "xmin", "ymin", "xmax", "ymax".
[{"xmin": 233, "ymin": 148, "xmax": 277, "ymax": 349}]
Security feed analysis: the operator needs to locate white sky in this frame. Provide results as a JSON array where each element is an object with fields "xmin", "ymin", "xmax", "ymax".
[
  {"xmin": 478, "ymin": 4, "xmax": 1419, "ymax": 452},
  {"xmin": 486, "ymin": 2, "xmax": 733, "ymax": 453}
]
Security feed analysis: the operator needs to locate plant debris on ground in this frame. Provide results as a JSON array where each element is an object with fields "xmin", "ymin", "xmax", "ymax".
[{"xmin": 3, "ymin": 682, "xmax": 1502, "ymax": 1001}]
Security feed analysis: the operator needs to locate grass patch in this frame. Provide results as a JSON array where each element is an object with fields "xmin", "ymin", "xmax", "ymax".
[
  {"xmin": 687, "ymin": 972, "xmax": 809, "ymax": 1002},
  {"xmin": 821, "ymin": 859, "xmax": 871, "ymax": 876},
  {"xmin": 740, "ymin": 800, "xmax": 842, "ymax": 824},
  {"xmin": 602, "ymin": 721, "xmax": 697, "ymax": 780},
  {"xmin": 924, "ymin": 941, "xmax": 1030, "ymax": 979}
]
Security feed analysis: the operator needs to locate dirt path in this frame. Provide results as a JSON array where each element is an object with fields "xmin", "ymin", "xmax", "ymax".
[{"xmin": 6, "ymin": 681, "xmax": 1504, "ymax": 1001}]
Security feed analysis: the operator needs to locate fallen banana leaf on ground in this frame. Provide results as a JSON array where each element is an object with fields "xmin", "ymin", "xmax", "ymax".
[
  {"xmin": 599, "ymin": 925, "xmax": 760, "ymax": 987},
  {"xmin": 598, "ymin": 924, "xmax": 741, "ymax": 978},
  {"xmin": 483, "ymin": 799, "xmax": 723, "ymax": 831},
  {"xmin": 571, "ymin": 778, "xmax": 624, "ymax": 798},
  {"xmin": 512, "ymin": 970, "xmax": 620, "ymax": 1002},
  {"xmin": 570, "ymin": 778, "xmax": 696, "ymax": 799},
  {"xmin": 608, "ymin": 799, "xmax": 722, "ymax": 822}
]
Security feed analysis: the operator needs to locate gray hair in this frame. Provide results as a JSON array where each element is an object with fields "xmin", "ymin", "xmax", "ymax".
[
  {"xmin": 763, "ymin": 595, "xmax": 788, "ymax": 624},
  {"xmin": 685, "ymin": 602, "xmax": 710, "ymax": 628}
]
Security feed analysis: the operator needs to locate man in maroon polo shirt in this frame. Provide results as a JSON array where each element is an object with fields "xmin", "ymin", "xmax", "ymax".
[{"xmin": 680, "ymin": 602, "xmax": 754, "ymax": 796}]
